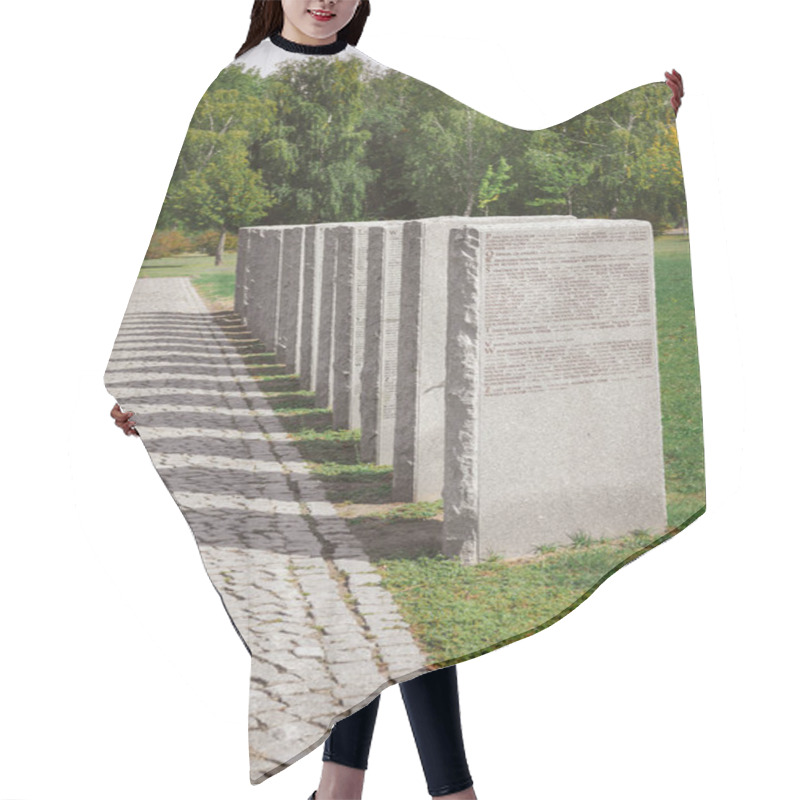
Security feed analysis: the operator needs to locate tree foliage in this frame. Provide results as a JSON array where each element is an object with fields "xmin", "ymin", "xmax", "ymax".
[{"xmin": 151, "ymin": 61, "xmax": 686, "ymax": 254}]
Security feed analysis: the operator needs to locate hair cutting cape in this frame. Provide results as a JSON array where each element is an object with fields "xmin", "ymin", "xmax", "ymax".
[{"xmin": 104, "ymin": 32, "xmax": 704, "ymax": 785}]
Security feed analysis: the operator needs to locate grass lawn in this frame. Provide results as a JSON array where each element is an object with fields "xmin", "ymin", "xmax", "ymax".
[
  {"xmin": 138, "ymin": 251, "xmax": 237, "ymax": 278},
  {"xmin": 142, "ymin": 234, "xmax": 705, "ymax": 664},
  {"xmin": 138, "ymin": 252, "xmax": 236, "ymax": 309},
  {"xmin": 651, "ymin": 236, "xmax": 705, "ymax": 530}
]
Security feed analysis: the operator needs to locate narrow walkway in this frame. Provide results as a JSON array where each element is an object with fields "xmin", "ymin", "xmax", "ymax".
[{"xmin": 105, "ymin": 277, "xmax": 427, "ymax": 782}]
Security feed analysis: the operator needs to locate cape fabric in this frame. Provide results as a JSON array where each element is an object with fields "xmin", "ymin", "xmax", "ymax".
[{"xmin": 104, "ymin": 32, "xmax": 704, "ymax": 785}]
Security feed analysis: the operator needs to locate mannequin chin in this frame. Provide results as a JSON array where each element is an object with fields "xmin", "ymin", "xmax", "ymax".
[{"xmin": 280, "ymin": 0, "xmax": 361, "ymax": 46}]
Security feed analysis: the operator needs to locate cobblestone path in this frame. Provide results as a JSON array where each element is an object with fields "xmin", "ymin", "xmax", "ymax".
[{"xmin": 105, "ymin": 277, "xmax": 428, "ymax": 783}]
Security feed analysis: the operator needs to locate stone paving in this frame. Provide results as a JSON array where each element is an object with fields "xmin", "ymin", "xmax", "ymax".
[{"xmin": 105, "ymin": 277, "xmax": 429, "ymax": 784}]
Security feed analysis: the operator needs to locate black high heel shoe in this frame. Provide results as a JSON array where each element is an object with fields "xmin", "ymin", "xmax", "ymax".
[{"xmin": 307, "ymin": 792, "xmax": 317, "ymax": 800}]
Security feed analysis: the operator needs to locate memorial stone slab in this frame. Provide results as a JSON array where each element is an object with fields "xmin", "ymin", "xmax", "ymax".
[
  {"xmin": 443, "ymin": 219, "xmax": 668, "ymax": 563},
  {"xmin": 234, "ymin": 227, "xmax": 253, "ymax": 318},
  {"xmin": 242, "ymin": 228, "xmax": 260, "ymax": 335},
  {"xmin": 360, "ymin": 222, "xmax": 404, "ymax": 463},
  {"xmin": 314, "ymin": 226, "xmax": 340, "ymax": 409},
  {"xmin": 393, "ymin": 215, "xmax": 574, "ymax": 502},
  {"xmin": 244, "ymin": 226, "xmax": 283, "ymax": 353},
  {"xmin": 332, "ymin": 221, "xmax": 405, "ymax": 437},
  {"xmin": 299, "ymin": 225, "xmax": 316, "ymax": 390},
  {"xmin": 275, "ymin": 226, "xmax": 305, "ymax": 372},
  {"xmin": 303, "ymin": 223, "xmax": 342, "ymax": 395},
  {"xmin": 331, "ymin": 225, "xmax": 361, "ymax": 430}
]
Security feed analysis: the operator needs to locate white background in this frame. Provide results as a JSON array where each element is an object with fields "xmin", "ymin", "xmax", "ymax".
[{"xmin": 1, "ymin": 1, "xmax": 797, "ymax": 798}]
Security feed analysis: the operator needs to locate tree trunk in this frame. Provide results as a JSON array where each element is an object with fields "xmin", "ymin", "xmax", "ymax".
[
  {"xmin": 216, "ymin": 229, "xmax": 226, "ymax": 266},
  {"xmin": 463, "ymin": 190, "xmax": 474, "ymax": 217}
]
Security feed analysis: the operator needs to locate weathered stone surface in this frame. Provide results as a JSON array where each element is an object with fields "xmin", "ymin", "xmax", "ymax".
[
  {"xmin": 331, "ymin": 224, "xmax": 355, "ymax": 429},
  {"xmin": 245, "ymin": 227, "xmax": 283, "ymax": 352},
  {"xmin": 299, "ymin": 225, "xmax": 317, "ymax": 389},
  {"xmin": 314, "ymin": 226, "xmax": 340, "ymax": 409},
  {"xmin": 444, "ymin": 219, "xmax": 668, "ymax": 563},
  {"xmin": 326, "ymin": 221, "xmax": 407, "ymax": 436},
  {"xmin": 235, "ymin": 227, "xmax": 253, "ymax": 317},
  {"xmin": 276, "ymin": 225, "xmax": 305, "ymax": 372},
  {"xmin": 393, "ymin": 216, "xmax": 574, "ymax": 502},
  {"xmin": 327, "ymin": 660, "xmax": 383, "ymax": 685},
  {"xmin": 327, "ymin": 647, "xmax": 374, "ymax": 663},
  {"xmin": 360, "ymin": 222, "xmax": 404, "ymax": 463}
]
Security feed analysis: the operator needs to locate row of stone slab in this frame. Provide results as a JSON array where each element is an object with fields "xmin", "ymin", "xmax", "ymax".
[{"xmin": 235, "ymin": 216, "xmax": 668, "ymax": 562}]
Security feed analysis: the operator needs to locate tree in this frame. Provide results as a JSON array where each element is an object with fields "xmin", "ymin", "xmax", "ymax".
[
  {"xmin": 573, "ymin": 82, "xmax": 685, "ymax": 223},
  {"xmin": 404, "ymin": 98, "xmax": 509, "ymax": 217},
  {"xmin": 252, "ymin": 58, "xmax": 374, "ymax": 224},
  {"xmin": 155, "ymin": 66, "xmax": 277, "ymax": 262},
  {"xmin": 519, "ymin": 129, "xmax": 595, "ymax": 216},
  {"xmin": 477, "ymin": 156, "xmax": 517, "ymax": 215},
  {"xmin": 169, "ymin": 131, "xmax": 274, "ymax": 264}
]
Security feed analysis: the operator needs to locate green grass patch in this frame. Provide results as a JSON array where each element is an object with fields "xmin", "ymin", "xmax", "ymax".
[
  {"xmin": 378, "ymin": 499, "xmax": 442, "ymax": 522},
  {"xmin": 191, "ymin": 271, "xmax": 236, "ymax": 304},
  {"xmin": 374, "ymin": 529, "xmax": 671, "ymax": 665},
  {"xmin": 240, "ymin": 353, "xmax": 278, "ymax": 368},
  {"xmin": 138, "ymin": 252, "xmax": 236, "ymax": 309},
  {"xmin": 262, "ymin": 389, "xmax": 315, "ymax": 409},
  {"xmin": 275, "ymin": 409, "xmax": 336, "ymax": 434},
  {"xmin": 247, "ymin": 365, "xmax": 291, "ymax": 379},
  {"xmin": 138, "ymin": 252, "xmax": 237, "ymax": 279},
  {"xmin": 313, "ymin": 464, "xmax": 394, "ymax": 505},
  {"xmin": 348, "ymin": 499, "xmax": 443, "ymax": 524},
  {"xmin": 653, "ymin": 235, "xmax": 705, "ymax": 529}
]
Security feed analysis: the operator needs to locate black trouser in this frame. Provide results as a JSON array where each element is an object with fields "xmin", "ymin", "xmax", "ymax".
[{"xmin": 322, "ymin": 665, "xmax": 474, "ymax": 797}]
